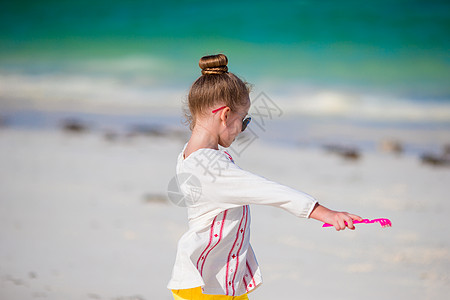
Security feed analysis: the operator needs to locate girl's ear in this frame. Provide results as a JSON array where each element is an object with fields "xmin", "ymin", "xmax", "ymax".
[{"xmin": 219, "ymin": 107, "xmax": 230, "ymax": 126}]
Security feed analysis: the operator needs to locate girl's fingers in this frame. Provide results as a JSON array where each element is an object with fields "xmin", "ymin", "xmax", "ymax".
[
  {"xmin": 331, "ymin": 212, "xmax": 363, "ymax": 231},
  {"xmin": 336, "ymin": 218, "xmax": 346, "ymax": 231},
  {"xmin": 349, "ymin": 214, "xmax": 363, "ymax": 221},
  {"xmin": 346, "ymin": 216, "xmax": 355, "ymax": 230}
]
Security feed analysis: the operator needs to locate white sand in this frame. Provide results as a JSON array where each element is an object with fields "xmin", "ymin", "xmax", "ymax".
[{"xmin": 0, "ymin": 127, "xmax": 449, "ymax": 300}]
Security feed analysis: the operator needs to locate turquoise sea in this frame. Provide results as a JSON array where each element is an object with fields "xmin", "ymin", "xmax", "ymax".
[{"xmin": 1, "ymin": 0, "xmax": 450, "ymax": 150}]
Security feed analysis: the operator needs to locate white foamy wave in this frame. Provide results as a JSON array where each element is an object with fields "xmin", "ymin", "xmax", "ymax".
[
  {"xmin": 2, "ymin": 71, "xmax": 450, "ymax": 123},
  {"xmin": 0, "ymin": 72, "xmax": 186, "ymax": 113}
]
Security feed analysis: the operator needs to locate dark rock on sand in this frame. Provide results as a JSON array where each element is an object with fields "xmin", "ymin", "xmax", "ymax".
[
  {"xmin": 129, "ymin": 124, "xmax": 165, "ymax": 137},
  {"xmin": 421, "ymin": 152, "xmax": 450, "ymax": 167},
  {"xmin": 126, "ymin": 123, "xmax": 190, "ymax": 142},
  {"xmin": 61, "ymin": 119, "xmax": 89, "ymax": 133},
  {"xmin": 323, "ymin": 144, "xmax": 361, "ymax": 161},
  {"xmin": 421, "ymin": 144, "xmax": 450, "ymax": 167}
]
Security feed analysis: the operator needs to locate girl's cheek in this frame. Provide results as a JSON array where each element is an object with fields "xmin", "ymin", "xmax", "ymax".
[{"xmin": 236, "ymin": 120, "xmax": 242, "ymax": 133}]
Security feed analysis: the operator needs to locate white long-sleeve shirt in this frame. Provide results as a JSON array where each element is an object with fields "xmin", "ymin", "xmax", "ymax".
[{"xmin": 167, "ymin": 144, "xmax": 318, "ymax": 296}]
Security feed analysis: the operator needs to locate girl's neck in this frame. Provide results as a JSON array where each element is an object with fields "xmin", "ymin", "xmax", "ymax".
[{"xmin": 184, "ymin": 123, "xmax": 219, "ymax": 159}]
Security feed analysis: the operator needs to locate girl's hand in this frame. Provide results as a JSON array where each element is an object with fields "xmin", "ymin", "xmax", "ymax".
[{"xmin": 310, "ymin": 203, "xmax": 363, "ymax": 231}]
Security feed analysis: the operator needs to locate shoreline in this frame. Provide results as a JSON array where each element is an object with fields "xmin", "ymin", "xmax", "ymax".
[{"xmin": 1, "ymin": 107, "xmax": 449, "ymax": 159}]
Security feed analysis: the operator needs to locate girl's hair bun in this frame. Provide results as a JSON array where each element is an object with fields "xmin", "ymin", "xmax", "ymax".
[{"xmin": 199, "ymin": 54, "xmax": 228, "ymax": 75}]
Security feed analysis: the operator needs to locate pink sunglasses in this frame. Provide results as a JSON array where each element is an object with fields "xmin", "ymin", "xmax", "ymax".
[{"xmin": 212, "ymin": 106, "xmax": 251, "ymax": 132}]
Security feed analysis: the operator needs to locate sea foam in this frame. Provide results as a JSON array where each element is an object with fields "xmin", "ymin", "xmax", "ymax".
[{"xmin": 1, "ymin": 71, "xmax": 450, "ymax": 124}]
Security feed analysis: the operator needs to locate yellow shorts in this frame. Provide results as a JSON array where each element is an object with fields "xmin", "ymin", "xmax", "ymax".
[{"xmin": 172, "ymin": 287, "xmax": 249, "ymax": 300}]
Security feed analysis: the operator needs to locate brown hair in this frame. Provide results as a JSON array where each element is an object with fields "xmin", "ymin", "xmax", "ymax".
[{"xmin": 184, "ymin": 54, "xmax": 251, "ymax": 130}]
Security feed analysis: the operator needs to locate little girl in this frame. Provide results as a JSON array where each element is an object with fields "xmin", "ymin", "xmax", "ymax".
[{"xmin": 167, "ymin": 54, "xmax": 362, "ymax": 300}]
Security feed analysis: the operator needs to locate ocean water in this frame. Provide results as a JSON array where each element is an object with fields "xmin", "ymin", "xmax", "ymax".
[{"xmin": 1, "ymin": 0, "xmax": 449, "ymax": 130}]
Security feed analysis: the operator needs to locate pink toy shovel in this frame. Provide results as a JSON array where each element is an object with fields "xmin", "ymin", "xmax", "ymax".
[{"xmin": 322, "ymin": 218, "xmax": 392, "ymax": 228}]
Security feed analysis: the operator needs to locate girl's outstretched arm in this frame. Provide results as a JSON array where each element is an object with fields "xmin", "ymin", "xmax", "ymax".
[{"xmin": 309, "ymin": 203, "xmax": 363, "ymax": 231}]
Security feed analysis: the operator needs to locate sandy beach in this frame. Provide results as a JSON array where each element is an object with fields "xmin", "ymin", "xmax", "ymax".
[
  {"xmin": 0, "ymin": 124, "xmax": 449, "ymax": 300},
  {"xmin": 1, "ymin": 1, "xmax": 449, "ymax": 299}
]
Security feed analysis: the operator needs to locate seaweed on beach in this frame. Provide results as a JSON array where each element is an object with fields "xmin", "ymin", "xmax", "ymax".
[
  {"xmin": 421, "ymin": 151, "xmax": 450, "ymax": 167},
  {"xmin": 61, "ymin": 119, "xmax": 89, "ymax": 134},
  {"xmin": 323, "ymin": 144, "xmax": 361, "ymax": 161}
]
